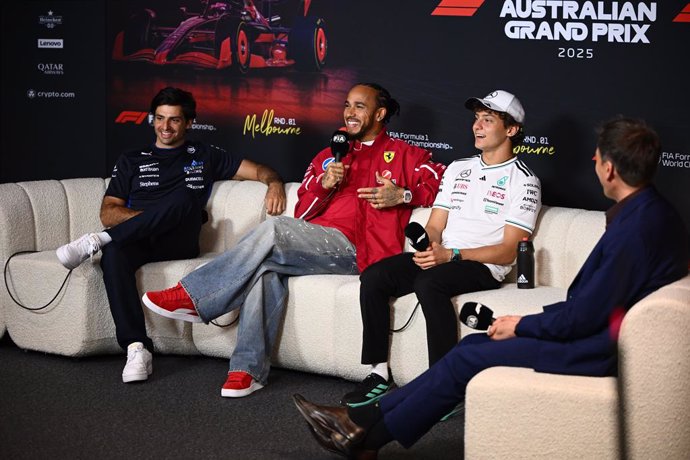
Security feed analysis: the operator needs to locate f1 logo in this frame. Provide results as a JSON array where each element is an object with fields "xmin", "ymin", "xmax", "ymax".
[
  {"xmin": 674, "ymin": 4, "xmax": 690, "ymax": 22},
  {"xmin": 432, "ymin": 0, "xmax": 485, "ymax": 16},
  {"xmin": 115, "ymin": 111, "xmax": 148, "ymax": 124}
]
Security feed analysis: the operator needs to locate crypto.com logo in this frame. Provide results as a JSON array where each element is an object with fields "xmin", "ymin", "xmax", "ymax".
[{"xmin": 115, "ymin": 111, "xmax": 148, "ymax": 124}]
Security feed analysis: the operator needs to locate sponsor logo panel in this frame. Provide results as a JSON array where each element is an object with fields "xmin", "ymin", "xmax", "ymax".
[
  {"xmin": 660, "ymin": 152, "xmax": 690, "ymax": 170},
  {"xmin": 26, "ymin": 89, "xmax": 76, "ymax": 99},
  {"xmin": 38, "ymin": 39, "xmax": 63, "ymax": 49},
  {"xmin": 37, "ymin": 63, "xmax": 64, "ymax": 75},
  {"xmin": 114, "ymin": 110, "xmax": 216, "ymax": 131},
  {"xmin": 388, "ymin": 131, "xmax": 454, "ymax": 151},
  {"xmin": 39, "ymin": 10, "xmax": 63, "ymax": 29}
]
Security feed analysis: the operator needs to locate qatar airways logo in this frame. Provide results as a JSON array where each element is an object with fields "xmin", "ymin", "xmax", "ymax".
[{"xmin": 500, "ymin": 1, "xmax": 657, "ymax": 43}]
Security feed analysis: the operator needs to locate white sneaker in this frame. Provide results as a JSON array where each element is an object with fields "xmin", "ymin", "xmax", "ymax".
[
  {"xmin": 122, "ymin": 342, "xmax": 153, "ymax": 383},
  {"xmin": 56, "ymin": 233, "xmax": 102, "ymax": 270}
]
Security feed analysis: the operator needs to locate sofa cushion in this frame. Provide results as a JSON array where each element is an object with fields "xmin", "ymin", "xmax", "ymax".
[
  {"xmin": 200, "ymin": 180, "xmax": 270, "ymax": 253},
  {"xmin": 191, "ymin": 274, "xmax": 366, "ymax": 378}
]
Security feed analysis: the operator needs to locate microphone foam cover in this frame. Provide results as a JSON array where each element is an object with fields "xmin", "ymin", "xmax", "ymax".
[
  {"xmin": 459, "ymin": 302, "xmax": 495, "ymax": 330},
  {"xmin": 404, "ymin": 222, "xmax": 429, "ymax": 251}
]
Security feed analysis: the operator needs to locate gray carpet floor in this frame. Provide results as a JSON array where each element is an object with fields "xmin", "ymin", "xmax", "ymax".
[{"xmin": 0, "ymin": 335, "xmax": 464, "ymax": 459}]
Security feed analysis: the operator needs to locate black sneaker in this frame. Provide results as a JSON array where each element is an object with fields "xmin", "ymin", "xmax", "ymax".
[{"xmin": 340, "ymin": 372, "xmax": 395, "ymax": 407}]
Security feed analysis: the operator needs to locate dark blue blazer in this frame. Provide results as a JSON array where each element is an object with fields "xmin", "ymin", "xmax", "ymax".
[{"xmin": 516, "ymin": 186, "xmax": 688, "ymax": 376}]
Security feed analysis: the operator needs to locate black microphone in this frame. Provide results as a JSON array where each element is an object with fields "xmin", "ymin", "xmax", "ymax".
[
  {"xmin": 330, "ymin": 129, "xmax": 349, "ymax": 163},
  {"xmin": 404, "ymin": 222, "xmax": 430, "ymax": 251},
  {"xmin": 459, "ymin": 302, "xmax": 495, "ymax": 331}
]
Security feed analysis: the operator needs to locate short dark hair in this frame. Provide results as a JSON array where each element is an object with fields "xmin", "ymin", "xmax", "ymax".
[
  {"xmin": 597, "ymin": 116, "xmax": 660, "ymax": 187},
  {"xmin": 356, "ymin": 82, "xmax": 400, "ymax": 124},
  {"xmin": 497, "ymin": 111, "xmax": 525, "ymax": 146},
  {"xmin": 150, "ymin": 87, "xmax": 197, "ymax": 121},
  {"xmin": 472, "ymin": 107, "xmax": 525, "ymax": 146}
]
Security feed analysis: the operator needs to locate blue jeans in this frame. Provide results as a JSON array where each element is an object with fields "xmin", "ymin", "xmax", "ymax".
[{"xmin": 180, "ymin": 216, "xmax": 358, "ymax": 384}]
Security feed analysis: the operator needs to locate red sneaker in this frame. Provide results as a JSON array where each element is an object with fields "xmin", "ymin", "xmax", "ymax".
[
  {"xmin": 142, "ymin": 282, "xmax": 202, "ymax": 323},
  {"xmin": 221, "ymin": 371, "xmax": 264, "ymax": 398}
]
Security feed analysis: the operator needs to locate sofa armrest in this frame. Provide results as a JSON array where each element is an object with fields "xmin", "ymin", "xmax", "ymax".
[
  {"xmin": 0, "ymin": 179, "xmax": 107, "ymax": 261},
  {"xmin": 465, "ymin": 367, "xmax": 619, "ymax": 459},
  {"xmin": 0, "ymin": 183, "xmax": 40, "ymax": 260},
  {"xmin": 618, "ymin": 274, "xmax": 690, "ymax": 459},
  {"xmin": 464, "ymin": 275, "xmax": 690, "ymax": 459}
]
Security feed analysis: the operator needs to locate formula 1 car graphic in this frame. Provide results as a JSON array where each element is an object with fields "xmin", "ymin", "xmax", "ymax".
[{"xmin": 112, "ymin": 0, "xmax": 327, "ymax": 74}]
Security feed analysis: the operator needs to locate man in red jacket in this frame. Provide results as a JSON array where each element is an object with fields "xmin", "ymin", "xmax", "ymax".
[{"xmin": 142, "ymin": 83, "xmax": 446, "ymax": 397}]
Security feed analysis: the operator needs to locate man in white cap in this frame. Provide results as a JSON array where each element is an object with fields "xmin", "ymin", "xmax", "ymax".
[{"xmin": 341, "ymin": 90, "xmax": 542, "ymax": 408}]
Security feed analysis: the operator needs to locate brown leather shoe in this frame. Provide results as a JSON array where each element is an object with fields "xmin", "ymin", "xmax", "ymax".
[{"xmin": 293, "ymin": 393, "xmax": 372, "ymax": 458}]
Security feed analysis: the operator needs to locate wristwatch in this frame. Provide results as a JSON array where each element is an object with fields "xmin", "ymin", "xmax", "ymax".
[
  {"xmin": 451, "ymin": 248, "xmax": 462, "ymax": 262},
  {"xmin": 402, "ymin": 189, "xmax": 413, "ymax": 204}
]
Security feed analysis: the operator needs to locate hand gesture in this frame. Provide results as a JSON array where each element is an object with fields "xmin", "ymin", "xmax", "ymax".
[
  {"xmin": 487, "ymin": 315, "xmax": 522, "ymax": 340},
  {"xmin": 412, "ymin": 241, "xmax": 450, "ymax": 269},
  {"xmin": 357, "ymin": 171, "xmax": 403, "ymax": 209},
  {"xmin": 322, "ymin": 161, "xmax": 348, "ymax": 190},
  {"xmin": 264, "ymin": 182, "xmax": 287, "ymax": 216}
]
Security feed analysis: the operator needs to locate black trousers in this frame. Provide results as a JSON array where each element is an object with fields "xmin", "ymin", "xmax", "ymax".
[
  {"xmin": 100, "ymin": 187, "xmax": 203, "ymax": 352},
  {"xmin": 359, "ymin": 252, "xmax": 501, "ymax": 366}
]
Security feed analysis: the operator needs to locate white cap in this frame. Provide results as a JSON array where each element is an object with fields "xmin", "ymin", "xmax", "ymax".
[{"xmin": 465, "ymin": 90, "xmax": 525, "ymax": 124}]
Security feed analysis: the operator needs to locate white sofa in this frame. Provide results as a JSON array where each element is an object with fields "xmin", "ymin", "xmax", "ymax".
[{"xmin": 1, "ymin": 178, "xmax": 688, "ymax": 459}]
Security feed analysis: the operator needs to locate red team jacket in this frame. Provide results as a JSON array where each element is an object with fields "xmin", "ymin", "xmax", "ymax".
[{"xmin": 294, "ymin": 130, "xmax": 446, "ymax": 271}]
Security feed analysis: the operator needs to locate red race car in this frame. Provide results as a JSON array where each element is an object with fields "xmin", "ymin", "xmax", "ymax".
[{"xmin": 112, "ymin": 0, "xmax": 327, "ymax": 74}]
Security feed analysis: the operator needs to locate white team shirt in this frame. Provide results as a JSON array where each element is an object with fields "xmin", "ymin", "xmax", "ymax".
[{"xmin": 433, "ymin": 154, "xmax": 542, "ymax": 281}]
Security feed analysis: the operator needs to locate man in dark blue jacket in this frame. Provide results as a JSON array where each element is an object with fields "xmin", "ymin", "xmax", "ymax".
[{"xmin": 292, "ymin": 116, "xmax": 689, "ymax": 458}]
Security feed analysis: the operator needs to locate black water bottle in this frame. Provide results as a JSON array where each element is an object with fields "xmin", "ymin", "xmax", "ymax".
[{"xmin": 517, "ymin": 237, "xmax": 535, "ymax": 289}]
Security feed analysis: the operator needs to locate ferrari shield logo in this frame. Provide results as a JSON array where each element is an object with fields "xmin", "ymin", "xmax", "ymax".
[{"xmin": 383, "ymin": 151, "xmax": 395, "ymax": 163}]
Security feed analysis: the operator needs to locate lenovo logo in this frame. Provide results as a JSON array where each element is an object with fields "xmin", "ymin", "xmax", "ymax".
[{"xmin": 38, "ymin": 39, "xmax": 63, "ymax": 48}]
